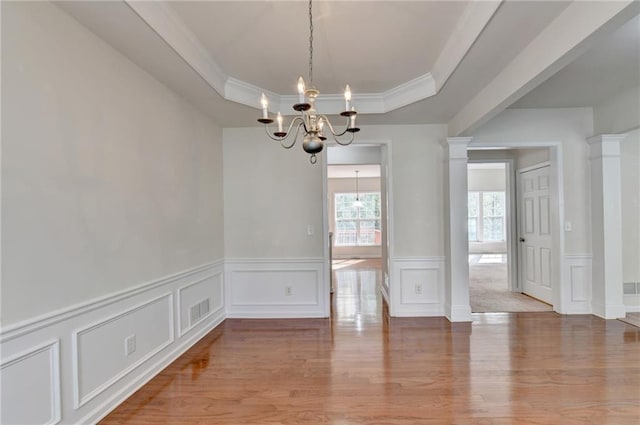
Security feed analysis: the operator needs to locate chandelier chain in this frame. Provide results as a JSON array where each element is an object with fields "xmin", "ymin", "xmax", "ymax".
[{"xmin": 308, "ymin": 0, "xmax": 313, "ymax": 87}]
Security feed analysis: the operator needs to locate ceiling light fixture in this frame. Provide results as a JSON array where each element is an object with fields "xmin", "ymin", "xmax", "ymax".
[
  {"xmin": 257, "ymin": 0, "xmax": 360, "ymax": 164},
  {"xmin": 353, "ymin": 170, "xmax": 363, "ymax": 208}
]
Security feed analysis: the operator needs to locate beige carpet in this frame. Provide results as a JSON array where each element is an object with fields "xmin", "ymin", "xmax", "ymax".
[{"xmin": 470, "ymin": 262, "xmax": 552, "ymax": 313}]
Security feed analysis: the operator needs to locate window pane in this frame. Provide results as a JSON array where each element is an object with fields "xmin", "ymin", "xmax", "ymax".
[
  {"xmin": 335, "ymin": 220, "xmax": 357, "ymax": 246},
  {"xmin": 358, "ymin": 193, "xmax": 381, "ymax": 219},
  {"xmin": 358, "ymin": 220, "xmax": 379, "ymax": 245},
  {"xmin": 468, "ymin": 192, "xmax": 479, "ymax": 217},
  {"xmin": 483, "ymin": 192, "xmax": 504, "ymax": 217},
  {"xmin": 468, "ymin": 218, "xmax": 477, "ymax": 241},
  {"xmin": 335, "ymin": 193, "xmax": 358, "ymax": 219},
  {"xmin": 483, "ymin": 217, "xmax": 504, "ymax": 241}
]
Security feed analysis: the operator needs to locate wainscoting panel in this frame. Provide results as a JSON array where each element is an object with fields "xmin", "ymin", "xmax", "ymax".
[
  {"xmin": 177, "ymin": 272, "xmax": 224, "ymax": 337},
  {"xmin": 0, "ymin": 260, "xmax": 225, "ymax": 425},
  {"xmin": 563, "ymin": 255, "xmax": 592, "ymax": 314},
  {"xmin": 225, "ymin": 258, "xmax": 326, "ymax": 318},
  {"xmin": 72, "ymin": 293, "xmax": 174, "ymax": 408},
  {"xmin": 0, "ymin": 340, "xmax": 61, "ymax": 425},
  {"xmin": 390, "ymin": 257, "xmax": 445, "ymax": 317}
]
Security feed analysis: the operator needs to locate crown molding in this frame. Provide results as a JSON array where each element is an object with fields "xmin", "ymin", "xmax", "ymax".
[
  {"xmin": 125, "ymin": 0, "xmax": 501, "ymax": 116},
  {"xmin": 431, "ymin": 0, "xmax": 503, "ymax": 92}
]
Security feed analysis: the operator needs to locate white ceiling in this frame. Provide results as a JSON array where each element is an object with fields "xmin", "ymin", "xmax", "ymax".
[
  {"xmin": 168, "ymin": 1, "xmax": 468, "ymax": 94},
  {"xmin": 57, "ymin": 1, "xmax": 639, "ymax": 129}
]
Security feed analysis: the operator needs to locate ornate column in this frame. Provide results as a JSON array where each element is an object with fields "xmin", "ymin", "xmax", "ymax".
[
  {"xmin": 443, "ymin": 137, "xmax": 472, "ymax": 322},
  {"xmin": 587, "ymin": 134, "xmax": 626, "ymax": 319}
]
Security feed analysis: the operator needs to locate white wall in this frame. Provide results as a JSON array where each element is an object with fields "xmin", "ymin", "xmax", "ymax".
[
  {"xmin": 515, "ymin": 148, "xmax": 550, "ymax": 170},
  {"xmin": 1, "ymin": 2, "xmax": 225, "ymax": 424},
  {"xmin": 473, "ymin": 108, "xmax": 593, "ymax": 255},
  {"xmin": 328, "ymin": 177, "xmax": 382, "ymax": 258},
  {"xmin": 467, "ymin": 168, "xmax": 505, "ymax": 191},
  {"xmin": 222, "ymin": 128, "xmax": 325, "ymax": 318},
  {"xmin": 223, "ymin": 124, "xmax": 448, "ymax": 317},
  {"xmin": 2, "ymin": 1, "xmax": 224, "ymax": 325},
  {"xmin": 594, "ymin": 85, "xmax": 640, "ymax": 134},
  {"xmin": 223, "ymin": 124, "xmax": 448, "ymax": 259},
  {"xmin": 620, "ymin": 129, "xmax": 640, "ymax": 284},
  {"xmin": 377, "ymin": 125, "xmax": 448, "ymax": 257},
  {"xmin": 222, "ymin": 128, "xmax": 324, "ymax": 259}
]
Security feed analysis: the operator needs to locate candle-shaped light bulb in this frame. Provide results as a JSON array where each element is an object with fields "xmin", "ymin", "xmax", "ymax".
[
  {"xmin": 297, "ymin": 77, "xmax": 306, "ymax": 103},
  {"xmin": 318, "ymin": 118, "xmax": 324, "ymax": 131},
  {"xmin": 277, "ymin": 112, "xmax": 283, "ymax": 132},
  {"xmin": 260, "ymin": 93, "xmax": 269, "ymax": 119},
  {"xmin": 344, "ymin": 84, "xmax": 352, "ymax": 111},
  {"xmin": 349, "ymin": 107, "xmax": 356, "ymax": 128}
]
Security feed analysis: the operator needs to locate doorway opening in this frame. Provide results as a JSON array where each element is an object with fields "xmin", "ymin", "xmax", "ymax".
[
  {"xmin": 467, "ymin": 160, "xmax": 551, "ymax": 313},
  {"xmin": 324, "ymin": 145, "xmax": 389, "ymax": 322}
]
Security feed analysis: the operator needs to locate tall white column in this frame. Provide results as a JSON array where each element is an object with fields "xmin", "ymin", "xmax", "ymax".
[
  {"xmin": 443, "ymin": 137, "xmax": 472, "ymax": 322},
  {"xmin": 587, "ymin": 134, "xmax": 626, "ymax": 319}
]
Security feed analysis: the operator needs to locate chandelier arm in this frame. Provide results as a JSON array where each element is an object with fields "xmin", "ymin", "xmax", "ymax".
[
  {"xmin": 332, "ymin": 131, "xmax": 356, "ymax": 147},
  {"xmin": 280, "ymin": 122, "xmax": 305, "ymax": 149},
  {"xmin": 318, "ymin": 115, "xmax": 350, "ymax": 138},
  {"xmin": 262, "ymin": 116, "xmax": 305, "ymax": 142}
]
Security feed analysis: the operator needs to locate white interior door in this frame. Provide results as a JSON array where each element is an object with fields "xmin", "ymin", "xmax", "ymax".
[{"xmin": 518, "ymin": 165, "xmax": 552, "ymax": 304}]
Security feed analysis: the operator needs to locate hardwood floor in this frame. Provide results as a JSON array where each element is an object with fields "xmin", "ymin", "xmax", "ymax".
[{"xmin": 100, "ymin": 260, "xmax": 640, "ymax": 424}]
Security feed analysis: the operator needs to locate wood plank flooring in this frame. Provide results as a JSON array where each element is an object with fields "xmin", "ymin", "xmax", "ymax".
[{"xmin": 100, "ymin": 260, "xmax": 640, "ymax": 424}]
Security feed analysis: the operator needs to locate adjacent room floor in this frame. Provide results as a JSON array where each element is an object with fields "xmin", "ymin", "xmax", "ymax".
[
  {"xmin": 469, "ymin": 253, "xmax": 552, "ymax": 313},
  {"xmin": 100, "ymin": 259, "xmax": 640, "ymax": 424}
]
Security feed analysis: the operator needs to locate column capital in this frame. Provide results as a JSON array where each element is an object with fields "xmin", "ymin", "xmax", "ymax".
[
  {"xmin": 446, "ymin": 136, "xmax": 473, "ymax": 146},
  {"xmin": 587, "ymin": 133, "xmax": 627, "ymax": 145},
  {"xmin": 443, "ymin": 137, "xmax": 472, "ymax": 160},
  {"xmin": 587, "ymin": 134, "xmax": 625, "ymax": 159}
]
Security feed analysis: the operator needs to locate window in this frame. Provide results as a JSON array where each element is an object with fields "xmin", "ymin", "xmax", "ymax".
[
  {"xmin": 468, "ymin": 191, "xmax": 505, "ymax": 241},
  {"xmin": 468, "ymin": 192, "xmax": 479, "ymax": 241},
  {"xmin": 335, "ymin": 192, "xmax": 381, "ymax": 246}
]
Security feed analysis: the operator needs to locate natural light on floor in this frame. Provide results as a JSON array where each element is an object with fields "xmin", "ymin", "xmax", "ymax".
[
  {"xmin": 332, "ymin": 259, "xmax": 367, "ymax": 270},
  {"xmin": 469, "ymin": 254, "xmax": 507, "ymax": 264}
]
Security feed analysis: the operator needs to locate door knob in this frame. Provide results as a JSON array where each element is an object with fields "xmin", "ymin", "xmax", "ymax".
[{"xmin": 519, "ymin": 237, "xmax": 525, "ymax": 242}]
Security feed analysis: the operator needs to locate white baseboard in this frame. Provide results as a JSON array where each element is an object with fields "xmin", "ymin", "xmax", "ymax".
[
  {"xmin": 224, "ymin": 258, "xmax": 327, "ymax": 318},
  {"xmin": 445, "ymin": 304, "xmax": 473, "ymax": 322},
  {"xmin": 0, "ymin": 261, "xmax": 224, "ymax": 425}
]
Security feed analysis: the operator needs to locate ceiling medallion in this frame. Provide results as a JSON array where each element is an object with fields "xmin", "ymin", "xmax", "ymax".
[{"xmin": 257, "ymin": 0, "xmax": 360, "ymax": 164}]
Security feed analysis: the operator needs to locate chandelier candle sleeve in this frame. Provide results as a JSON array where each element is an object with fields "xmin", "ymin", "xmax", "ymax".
[
  {"xmin": 277, "ymin": 112, "xmax": 283, "ymax": 132},
  {"xmin": 298, "ymin": 77, "xmax": 306, "ymax": 104},
  {"xmin": 261, "ymin": 93, "xmax": 268, "ymax": 119},
  {"xmin": 344, "ymin": 85, "xmax": 351, "ymax": 111}
]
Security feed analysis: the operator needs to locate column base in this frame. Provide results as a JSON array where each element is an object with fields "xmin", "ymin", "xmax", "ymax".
[
  {"xmin": 445, "ymin": 304, "xmax": 473, "ymax": 322},
  {"xmin": 591, "ymin": 302, "xmax": 627, "ymax": 319}
]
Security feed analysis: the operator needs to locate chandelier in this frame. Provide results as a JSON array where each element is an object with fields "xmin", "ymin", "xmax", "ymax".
[{"xmin": 257, "ymin": 0, "xmax": 360, "ymax": 164}]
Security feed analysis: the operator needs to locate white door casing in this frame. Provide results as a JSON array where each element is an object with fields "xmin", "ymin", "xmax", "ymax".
[{"xmin": 518, "ymin": 164, "xmax": 553, "ymax": 304}]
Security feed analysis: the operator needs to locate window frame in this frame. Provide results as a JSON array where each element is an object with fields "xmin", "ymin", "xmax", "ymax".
[{"xmin": 334, "ymin": 191, "xmax": 381, "ymax": 247}]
